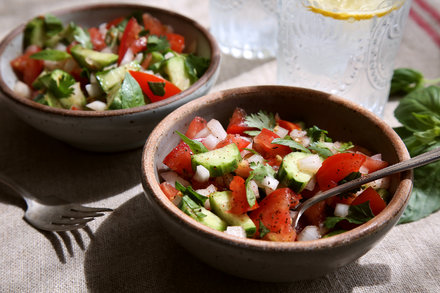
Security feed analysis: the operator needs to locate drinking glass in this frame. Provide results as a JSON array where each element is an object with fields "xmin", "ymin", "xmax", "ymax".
[
  {"xmin": 277, "ymin": 0, "xmax": 412, "ymax": 116},
  {"xmin": 209, "ymin": 0, "xmax": 277, "ymax": 59}
]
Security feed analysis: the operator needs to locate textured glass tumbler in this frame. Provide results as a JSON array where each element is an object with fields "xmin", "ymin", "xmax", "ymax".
[
  {"xmin": 277, "ymin": 0, "xmax": 412, "ymax": 116},
  {"xmin": 209, "ymin": 0, "xmax": 277, "ymax": 59}
]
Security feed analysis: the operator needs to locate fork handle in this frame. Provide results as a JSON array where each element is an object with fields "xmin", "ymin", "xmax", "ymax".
[{"xmin": 0, "ymin": 173, "xmax": 33, "ymax": 203}]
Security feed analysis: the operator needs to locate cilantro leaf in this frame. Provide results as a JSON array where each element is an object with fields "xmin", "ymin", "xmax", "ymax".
[
  {"xmin": 30, "ymin": 49, "xmax": 71, "ymax": 61},
  {"xmin": 306, "ymin": 125, "xmax": 332, "ymax": 143},
  {"xmin": 185, "ymin": 54, "xmax": 210, "ymax": 82},
  {"xmin": 64, "ymin": 22, "xmax": 92, "ymax": 49},
  {"xmin": 324, "ymin": 201, "xmax": 374, "ymax": 229},
  {"xmin": 175, "ymin": 182, "xmax": 208, "ymax": 205},
  {"xmin": 259, "ymin": 220, "xmax": 270, "ymax": 238},
  {"xmin": 272, "ymin": 137, "xmax": 310, "ymax": 153},
  {"xmin": 148, "ymin": 81, "xmax": 166, "ymax": 96},
  {"xmin": 146, "ymin": 35, "xmax": 170, "ymax": 53},
  {"xmin": 336, "ymin": 142, "xmax": 354, "ymax": 153},
  {"xmin": 245, "ymin": 111, "xmax": 276, "ymax": 132},
  {"xmin": 48, "ymin": 72, "xmax": 75, "ymax": 99},
  {"xmin": 176, "ymin": 131, "xmax": 208, "ymax": 154},
  {"xmin": 250, "ymin": 162, "xmax": 276, "ymax": 182},
  {"xmin": 308, "ymin": 142, "xmax": 333, "ymax": 158}
]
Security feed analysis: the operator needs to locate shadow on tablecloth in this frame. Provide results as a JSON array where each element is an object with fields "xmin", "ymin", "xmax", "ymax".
[{"xmin": 84, "ymin": 194, "xmax": 391, "ymax": 293}]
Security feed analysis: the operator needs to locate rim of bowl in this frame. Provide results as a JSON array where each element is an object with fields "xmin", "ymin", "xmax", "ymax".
[
  {"xmin": 141, "ymin": 85, "xmax": 413, "ymax": 252},
  {"xmin": 0, "ymin": 3, "xmax": 221, "ymax": 118}
]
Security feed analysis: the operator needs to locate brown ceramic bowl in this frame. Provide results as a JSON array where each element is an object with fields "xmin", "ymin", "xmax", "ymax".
[
  {"xmin": 0, "ymin": 3, "xmax": 220, "ymax": 152},
  {"xmin": 141, "ymin": 86, "xmax": 412, "ymax": 282}
]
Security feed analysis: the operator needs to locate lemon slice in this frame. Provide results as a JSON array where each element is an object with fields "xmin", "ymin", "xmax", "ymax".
[{"xmin": 306, "ymin": 0, "xmax": 404, "ymax": 20}]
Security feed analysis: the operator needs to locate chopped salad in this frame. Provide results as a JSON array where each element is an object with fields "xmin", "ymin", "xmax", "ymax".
[
  {"xmin": 159, "ymin": 108, "xmax": 391, "ymax": 242},
  {"xmin": 10, "ymin": 13, "xmax": 210, "ymax": 111}
]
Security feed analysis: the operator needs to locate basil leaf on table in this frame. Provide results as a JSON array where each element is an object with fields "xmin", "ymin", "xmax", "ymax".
[{"xmin": 390, "ymin": 68, "xmax": 425, "ymax": 95}]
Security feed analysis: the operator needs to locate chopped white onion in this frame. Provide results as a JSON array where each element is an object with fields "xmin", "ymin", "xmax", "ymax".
[
  {"xmin": 120, "ymin": 48, "xmax": 134, "ymax": 66},
  {"xmin": 249, "ymin": 180, "xmax": 260, "ymax": 199},
  {"xmin": 289, "ymin": 210, "xmax": 299, "ymax": 221},
  {"xmin": 164, "ymin": 52, "xmax": 175, "ymax": 60},
  {"xmin": 202, "ymin": 134, "xmax": 219, "ymax": 150},
  {"xmin": 13, "ymin": 81, "xmax": 31, "ymax": 99},
  {"xmin": 304, "ymin": 176, "xmax": 316, "ymax": 191},
  {"xmin": 89, "ymin": 73, "xmax": 97, "ymax": 84},
  {"xmin": 193, "ymin": 165, "xmax": 210, "ymax": 182},
  {"xmin": 260, "ymin": 176, "xmax": 279, "ymax": 192},
  {"xmin": 247, "ymin": 154, "xmax": 264, "ymax": 165},
  {"xmin": 193, "ymin": 127, "xmax": 210, "ymax": 139},
  {"xmin": 134, "ymin": 53, "xmax": 144, "ymax": 63},
  {"xmin": 334, "ymin": 203, "xmax": 350, "ymax": 217},
  {"xmin": 86, "ymin": 100, "xmax": 107, "ymax": 111},
  {"xmin": 297, "ymin": 226, "xmax": 321, "ymax": 241},
  {"xmin": 207, "ymin": 119, "xmax": 227, "ymax": 141},
  {"xmin": 85, "ymin": 83, "xmax": 103, "ymax": 98},
  {"xmin": 44, "ymin": 60, "xmax": 64, "ymax": 70},
  {"xmin": 160, "ymin": 171, "xmax": 189, "ymax": 187},
  {"xmin": 204, "ymin": 199, "xmax": 211, "ymax": 210},
  {"xmin": 225, "ymin": 226, "xmax": 247, "ymax": 238},
  {"xmin": 371, "ymin": 153, "xmax": 382, "ymax": 160},
  {"xmin": 364, "ymin": 177, "xmax": 390, "ymax": 189},
  {"xmin": 196, "ymin": 184, "xmax": 217, "ymax": 197},
  {"xmin": 359, "ymin": 165, "xmax": 369, "ymax": 174},
  {"xmin": 289, "ymin": 129, "xmax": 307, "ymax": 139},
  {"xmin": 98, "ymin": 23, "xmax": 108, "ymax": 38},
  {"xmin": 298, "ymin": 154, "xmax": 322, "ymax": 174},
  {"xmin": 100, "ymin": 47, "xmax": 114, "ymax": 54},
  {"xmin": 274, "ymin": 126, "xmax": 289, "ymax": 138}
]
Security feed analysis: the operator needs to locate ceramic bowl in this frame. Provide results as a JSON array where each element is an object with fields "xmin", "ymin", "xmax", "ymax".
[
  {"xmin": 0, "ymin": 3, "xmax": 220, "ymax": 152},
  {"xmin": 141, "ymin": 86, "xmax": 413, "ymax": 282}
]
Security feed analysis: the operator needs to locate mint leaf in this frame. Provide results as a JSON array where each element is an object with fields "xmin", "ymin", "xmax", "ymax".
[
  {"xmin": 390, "ymin": 68, "xmax": 425, "ymax": 96},
  {"xmin": 30, "ymin": 49, "xmax": 71, "ymax": 61},
  {"xmin": 175, "ymin": 181, "xmax": 208, "ymax": 205},
  {"xmin": 176, "ymin": 131, "xmax": 208, "ymax": 154},
  {"xmin": 259, "ymin": 220, "xmax": 270, "ymax": 238},
  {"xmin": 148, "ymin": 81, "xmax": 166, "ymax": 96},
  {"xmin": 272, "ymin": 137, "xmax": 311, "ymax": 153}
]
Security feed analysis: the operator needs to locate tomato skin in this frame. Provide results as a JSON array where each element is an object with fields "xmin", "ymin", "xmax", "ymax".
[
  {"xmin": 162, "ymin": 141, "xmax": 194, "ymax": 178},
  {"xmin": 216, "ymin": 134, "xmax": 250, "ymax": 151},
  {"xmin": 106, "ymin": 16, "xmax": 125, "ymax": 29},
  {"xmin": 88, "ymin": 27, "xmax": 106, "ymax": 51},
  {"xmin": 129, "ymin": 70, "xmax": 181, "ymax": 102},
  {"xmin": 234, "ymin": 160, "xmax": 252, "ymax": 178},
  {"xmin": 253, "ymin": 128, "xmax": 291, "ymax": 159},
  {"xmin": 118, "ymin": 17, "xmax": 142, "ymax": 64},
  {"xmin": 351, "ymin": 187, "xmax": 387, "ymax": 215},
  {"xmin": 142, "ymin": 13, "xmax": 166, "ymax": 36},
  {"xmin": 316, "ymin": 153, "xmax": 367, "ymax": 191},
  {"xmin": 130, "ymin": 36, "xmax": 148, "ymax": 55},
  {"xmin": 10, "ymin": 45, "xmax": 44, "ymax": 87},
  {"xmin": 229, "ymin": 176, "xmax": 258, "ymax": 215},
  {"xmin": 249, "ymin": 188, "xmax": 300, "ymax": 241},
  {"xmin": 362, "ymin": 156, "xmax": 389, "ymax": 173},
  {"xmin": 302, "ymin": 200, "xmax": 327, "ymax": 227},
  {"xmin": 226, "ymin": 108, "xmax": 255, "ymax": 135},
  {"xmin": 277, "ymin": 120, "xmax": 301, "ymax": 132},
  {"xmin": 165, "ymin": 33, "xmax": 185, "ymax": 53},
  {"xmin": 160, "ymin": 182, "xmax": 180, "ymax": 201},
  {"xmin": 185, "ymin": 116, "xmax": 207, "ymax": 139}
]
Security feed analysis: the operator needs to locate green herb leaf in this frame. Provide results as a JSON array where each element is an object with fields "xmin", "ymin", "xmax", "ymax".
[
  {"xmin": 64, "ymin": 22, "xmax": 92, "ymax": 49},
  {"xmin": 44, "ymin": 14, "xmax": 64, "ymax": 36},
  {"xmin": 249, "ymin": 162, "xmax": 276, "ymax": 182},
  {"xmin": 272, "ymin": 137, "xmax": 311, "ymax": 153},
  {"xmin": 308, "ymin": 142, "xmax": 333, "ymax": 158},
  {"xmin": 323, "ymin": 229, "xmax": 347, "ymax": 238},
  {"xmin": 176, "ymin": 131, "xmax": 208, "ymax": 154},
  {"xmin": 146, "ymin": 35, "xmax": 170, "ymax": 53},
  {"xmin": 180, "ymin": 195, "xmax": 207, "ymax": 220},
  {"xmin": 245, "ymin": 111, "xmax": 276, "ymax": 131},
  {"xmin": 30, "ymin": 49, "xmax": 71, "ymax": 61},
  {"xmin": 243, "ymin": 148, "xmax": 259, "ymax": 155},
  {"xmin": 243, "ymin": 130, "xmax": 261, "ymax": 136},
  {"xmin": 175, "ymin": 181, "xmax": 208, "ymax": 205},
  {"xmin": 306, "ymin": 125, "xmax": 332, "ymax": 143},
  {"xmin": 336, "ymin": 142, "xmax": 354, "ymax": 153},
  {"xmin": 245, "ymin": 175, "xmax": 257, "ymax": 207},
  {"xmin": 47, "ymin": 71, "xmax": 76, "ymax": 99},
  {"xmin": 338, "ymin": 172, "xmax": 361, "ymax": 185},
  {"xmin": 324, "ymin": 201, "xmax": 374, "ymax": 229},
  {"xmin": 148, "ymin": 81, "xmax": 166, "ymax": 96},
  {"xmin": 184, "ymin": 54, "xmax": 210, "ymax": 82},
  {"xmin": 259, "ymin": 220, "xmax": 270, "ymax": 238},
  {"xmin": 120, "ymin": 73, "xmax": 146, "ymax": 109},
  {"xmin": 390, "ymin": 68, "xmax": 425, "ymax": 96}
]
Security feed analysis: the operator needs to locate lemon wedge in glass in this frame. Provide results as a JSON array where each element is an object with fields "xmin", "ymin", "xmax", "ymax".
[{"xmin": 306, "ymin": 0, "xmax": 404, "ymax": 20}]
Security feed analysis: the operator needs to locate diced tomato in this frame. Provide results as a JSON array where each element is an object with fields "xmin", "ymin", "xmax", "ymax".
[
  {"xmin": 88, "ymin": 27, "xmax": 106, "ymax": 51},
  {"xmin": 362, "ymin": 155, "xmax": 389, "ymax": 173},
  {"xmin": 142, "ymin": 13, "xmax": 166, "ymax": 36},
  {"xmin": 229, "ymin": 176, "xmax": 258, "ymax": 215},
  {"xmin": 277, "ymin": 120, "xmax": 301, "ymax": 132},
  {"xmin": 66, "ymin": 42, "xmax": 78, "ymax": 54},
  {"xmin": 130, "ymin": 36, "xmax": 148, "ymax": 55},
  {"xmin": 160, "ymin": 182, "xmax": 181, "ymax": 201},
  {"xmin": 316, "ymin": 153, "xmax": 367, "ymax": 191},
  {"xmin": 118, "ymin": 17, "xmax": 142, "ymax": 64},
  {"xmin": 10, "ymin": 45, "xmax": 44, "ymax": 87},
  {"xmin": 351, "ymin": 187, "xmax": 387, "ymax": 215},
  {"xmin": 185, "ymin": 116, "xmax": 207, "ymax": 139},
  {"xmin": 265, "ymin": 156, "xmax": 283, "ymax": 171},
  {"xmin": 253, "ymin": 128, "xmax": 291, "ymax": 159},
  {"xmin": 216, "ymin": 134, "xmax": 250, "ymax": 151},
  {"xmin": 249, "ymin": 188, "xmax": 300, "ymax": 241},
  {"xmin": 141, "ymin": 53, "xmax": 153, "ymax": 69},
  {"xmin": 165, "ymin": 33, "xmax": 185, "ymax": 53},
  {"xmin": 302, "ymin": 200, "xmax": 327, "ymax": 227},
  {"xmin": 326, "ymin": 193, "xmax": 356, "ymax": 208},
  {"xmin": 163, "ymin": 141, "xmax": 194, "ymax": 178},
  {"xmin": 226, "ymin": 107, "xmax": 256, "ymax": 135},
  {"xmin": 234, "ymin": 160, "xmax": 252, "ymax": 178},
  {"xmin": 106, "ymin": 16, "xmax": 125, "ymax": 29},
  {"xmin": 129, "ymin": 70, "xmax": 181, "ymax": 102}
]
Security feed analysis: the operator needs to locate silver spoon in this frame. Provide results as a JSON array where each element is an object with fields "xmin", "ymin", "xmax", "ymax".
[{"xmin": 292, "ymin": 147, "xmax": 440, "ymax": 229}]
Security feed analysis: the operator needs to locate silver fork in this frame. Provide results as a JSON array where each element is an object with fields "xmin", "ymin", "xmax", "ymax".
[{"xmin": 0, "ymin": 174, "xmax": 112, "ymax": 231}]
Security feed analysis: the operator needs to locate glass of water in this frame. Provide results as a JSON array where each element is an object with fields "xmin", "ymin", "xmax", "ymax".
[
  {"xmin": 209, "ymin": 0, "xmax": 277, "ymax": 59},
  {"xmin": 277, "ymin": 0, "xmax": 412, "ymax": 116}
]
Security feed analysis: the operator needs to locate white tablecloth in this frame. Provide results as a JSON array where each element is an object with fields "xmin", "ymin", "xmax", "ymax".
[{"xmin": 1, "ymin": 0, "xmax": 440, "ymax": 292}]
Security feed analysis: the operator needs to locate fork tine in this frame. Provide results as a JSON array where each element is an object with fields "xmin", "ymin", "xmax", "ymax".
[
  {"xmin": 52, "ymin": 218, "xmax": 95, "ymax": 225},
  {"xmin": 62, "ymin": 210, "xmax": 105, "ymax": 219},
  {"xmin": 71, "ymin": 206, "xmax": 113, "ymax": 213}
]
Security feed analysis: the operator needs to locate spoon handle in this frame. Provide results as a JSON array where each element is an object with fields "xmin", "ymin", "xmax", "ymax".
[{"xmin": 293, "ymin": 147, "xmax": 440, "ymax": 228}]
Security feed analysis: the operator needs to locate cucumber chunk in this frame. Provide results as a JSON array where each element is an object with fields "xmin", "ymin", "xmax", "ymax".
[
  {"xmin": 277, "ymin": 152, "xmax": 318, "ymax": 192},
  {"xmin": 191, "ymin": 143, "xmax": 242, "ymax": 177},
  {"xmin": 180, "ymin": 196, "xmax": 227, "ymax": 231}
]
